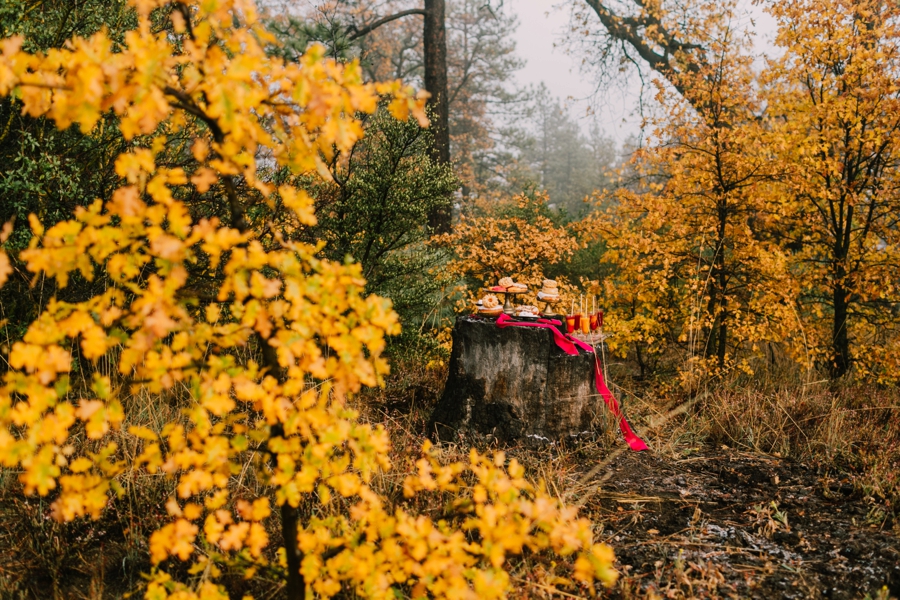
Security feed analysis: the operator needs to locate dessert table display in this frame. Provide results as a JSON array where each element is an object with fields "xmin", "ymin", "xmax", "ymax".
[{"xmin": 430, "ymin": 277, "xmax": 646, "ymax": 450}]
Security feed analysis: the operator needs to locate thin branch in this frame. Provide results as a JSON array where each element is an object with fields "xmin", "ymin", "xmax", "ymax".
[{"xmin": 347, "ymin": 9, "xmax": 426, "ymax": 41}]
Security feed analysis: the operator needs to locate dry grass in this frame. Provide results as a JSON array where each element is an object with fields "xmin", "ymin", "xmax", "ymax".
[
  {"xmin": 0, "ymin": 381, "xmax": 285, "ymax": 600},
  {"xmin": 1, "ymin": 351, "xmax": 899, "ymax": 599},
  {"xmin": 657, "ymin": 377, "xmax": 900, "ymax": 511}
]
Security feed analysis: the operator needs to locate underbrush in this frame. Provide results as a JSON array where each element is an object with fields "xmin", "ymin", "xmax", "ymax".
[
  {"xmin": 2, "ymin": 347, "xmax": 898, "ymax": 598},
  {"xmin": 0, "ymin": 352, "xmax": 613, "ymax": 599},
  {"xmin": 622, "ymin": 370, "xmax": 900, "ymax": 532},
  {"xmin": 0, "ymin": 384, "xmax": 284, "ymax": 600}
]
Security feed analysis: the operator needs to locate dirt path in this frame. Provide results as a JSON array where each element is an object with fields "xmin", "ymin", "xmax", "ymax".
[{"xmin": 578, "ymin": 449, "xmax": 900, "ymax": 599}]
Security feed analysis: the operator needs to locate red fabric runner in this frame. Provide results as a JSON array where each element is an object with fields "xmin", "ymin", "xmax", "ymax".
[
  {"xmin": 496, "ymin": 313, "xmax": 579, "ymax": 355},
  {"xmin": 592, "ymin": 359, "xmax": 648, "ymax": 451},
  {"xmin": 494, "ymin": 313, "xmax": 647, "ymax": 451}
]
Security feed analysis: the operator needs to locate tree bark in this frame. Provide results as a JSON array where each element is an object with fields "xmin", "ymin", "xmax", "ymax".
[
  {"xmin": 429, "ymin": 316, "xmax": 607, "ymax": 441},
  {"xmin": 423, "ymin": 0, "xmax": 452, "ymax": 234},
  {"xmin": 581, "ymin": 0, "xmax": 707, "ymax": 103},
  {"xmin": 280, "ymin": 497, "xmax": 304, "ymax": 600},
  {"xmin": 347, "ymin": 9, "xmax": 426, "ymax": 41},
  {"xmin": 343, "ymin": 1, "xmax": 452, "ymax": 233},
  {"xmin": 715, "ymin": 246, "xmax": 729, "ymax": 369},
  {"xmin": 832, "ymin": 279, "xmax": 850, "ymax": 378}
]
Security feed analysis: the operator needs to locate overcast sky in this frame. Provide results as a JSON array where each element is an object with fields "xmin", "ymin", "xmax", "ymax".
[
  {"xmin": 507, "ymin": 0, "xmax": 642, "ymax": 144},
  {"xmin": 507, "ymin": 0, "xmax": 778, "ymax": 144}
]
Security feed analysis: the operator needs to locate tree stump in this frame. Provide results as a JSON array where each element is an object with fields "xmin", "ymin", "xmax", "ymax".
[{"xmin": 429, "ymin": 315, "xmax": 605, "ymax": 442}]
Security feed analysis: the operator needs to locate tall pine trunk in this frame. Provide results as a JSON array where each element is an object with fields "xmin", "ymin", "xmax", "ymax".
[{"xmin": 423, "ymin": 0, "xmax": 452, "ymax": 233}]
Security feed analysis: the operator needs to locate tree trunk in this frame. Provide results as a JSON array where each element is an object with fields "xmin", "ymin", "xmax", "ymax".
[
  {"xmin": 716, "ymin": 307, "xmax": 728, "ymax": 369},
  {"xmin": 281, "ymin": 503, "xmax": 304, "ymax": 599},
  {"xmin": 832, "ymin": 280, "xmax": 850, "ymax": 378},
  {"xmin": 423, "ymin": 0, "xmax": 452, "ymax": 234},
  {"xmin": 706, "ymin": 217, "xmax": 729, "ymax": 369},
  {"xmin": 715, "ymin": 261, "xmax": 728, "ymax": 369},
  {"xmin": 428, "ymin": 316, "xmax": 607, "ymax": 442}
]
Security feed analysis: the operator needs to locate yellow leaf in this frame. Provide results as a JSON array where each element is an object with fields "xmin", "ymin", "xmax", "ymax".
[{"xmin": 69, "ymin": 457, "xmax": 93, "ymax": 473}]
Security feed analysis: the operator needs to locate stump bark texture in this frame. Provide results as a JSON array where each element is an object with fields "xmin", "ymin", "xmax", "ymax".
[{"xmin": 429, "ymin": 316, "xmax": 604, "ymax": 442}]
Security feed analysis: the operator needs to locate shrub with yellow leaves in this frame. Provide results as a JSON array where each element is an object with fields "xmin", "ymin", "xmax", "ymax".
[
  {"xmin": 0, "ymin": 1, "xmax": 616, "ymax": 598},
  {"xmin": 433, "ymin": 192, "xmax": 582, "ymax": 311}
]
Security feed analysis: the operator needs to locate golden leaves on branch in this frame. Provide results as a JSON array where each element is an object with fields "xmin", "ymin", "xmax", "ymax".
[
  {"xmin": 434, "ymin": 192, "xmax": 582, "ymax": 308},
  {"xmin": 0, "ymin": 0, "xmax": 615, "ymax": 597}
]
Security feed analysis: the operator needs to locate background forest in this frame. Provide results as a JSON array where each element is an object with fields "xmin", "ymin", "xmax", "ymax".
[{"xmin": 0, "ymin": 0, "xmax": 898, "ymax": 598}]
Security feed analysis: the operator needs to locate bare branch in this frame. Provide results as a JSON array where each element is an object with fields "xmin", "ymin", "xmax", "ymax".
[{"xmin": 347, "ymin": 9, "xmax": 427, "ymax": 41}]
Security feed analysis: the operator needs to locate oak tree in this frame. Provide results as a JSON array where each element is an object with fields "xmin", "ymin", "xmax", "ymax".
[{"xmin": 763, "ymin": 0, "xmax": 900, "ymax": 378}]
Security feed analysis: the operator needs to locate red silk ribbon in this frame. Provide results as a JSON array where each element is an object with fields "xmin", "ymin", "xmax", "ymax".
[
  {"xmin": 493, "ymin": 313, "xmax": 647, "ymax": 451},
  {"xmin": 496, "ymin": 313, "xmax": 579, "ymax": 355},
  {"xmin": 592, "ymin": 358, "xmax": 648, "ymax": 451}
]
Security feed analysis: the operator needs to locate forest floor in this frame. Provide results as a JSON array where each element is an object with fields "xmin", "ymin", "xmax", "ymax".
[
  {"xmin": 373, "ymin": 358, "xmax": 900, "ymax": 600},
  {"xmin": 570, "ymin": 446, "xmax": 900, "ymax": 599},
  {"xmin": 1, "ymin": 356, "xmax": 898, "ymax": 600}
]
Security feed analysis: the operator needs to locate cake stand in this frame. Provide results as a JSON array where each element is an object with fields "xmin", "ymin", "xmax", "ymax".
[
  {"xmin": 539, "ymin": 295, "xmax": 560, "ymax": 316},
  {"xmin": 484, "ymin": 289, "xmax": 527, "ymax": 315}
]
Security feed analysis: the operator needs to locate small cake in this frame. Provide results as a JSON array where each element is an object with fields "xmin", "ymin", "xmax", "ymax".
[
  {"xmin": 498, "ymin": 276, "xmax": 514, "ymax": 289},
  {"xmin": 482, "ymin": 294, "xmax": 499, "ymax": 309},
  {"xmin": 515, "ymin": 305, "xmax": 540, "ymax": 317},
  {"xmin": 537, "ymin": 278, "xmax": 559, "ymax": 300}
]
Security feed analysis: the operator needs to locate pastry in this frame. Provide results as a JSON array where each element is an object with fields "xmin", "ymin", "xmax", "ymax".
[
  {"xmin": 538, "ymin": 278, "xmax": 559, "ymax": 300},
  {"xmin": 479, "ymin": 306, "xmax": 502, "ymax": 316},
  {"xmin": 498, "ymin": 276, "xmax": 514, "ymax": 289},
  {"xmin": 507, "ymin": 282, "xmax": 528, "ymax": 293},
  {"xmin": 515, "ymin": 305, "xmax": 540, "ymax": 317},
  {"xmin": 478, "ymin": 294, "xmax": 502, "ymax": 317}
]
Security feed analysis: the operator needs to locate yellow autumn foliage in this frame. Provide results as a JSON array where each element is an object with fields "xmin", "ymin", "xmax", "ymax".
[
  {"xmin": 434, "ymin": 192, "xmax": 583, "ymax": 311},
  {"xmin": 0, "ymin": 1, "xmax": 616, "ymax": 598},
  {"xmin": 585, "ymin": 0, "xmax": 900, "ymax": 381}
]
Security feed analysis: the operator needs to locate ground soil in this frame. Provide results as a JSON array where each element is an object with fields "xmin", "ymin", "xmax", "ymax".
[{"xmin": 576, "ymin": 447, "xmax": 900, "ymax": 599}]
